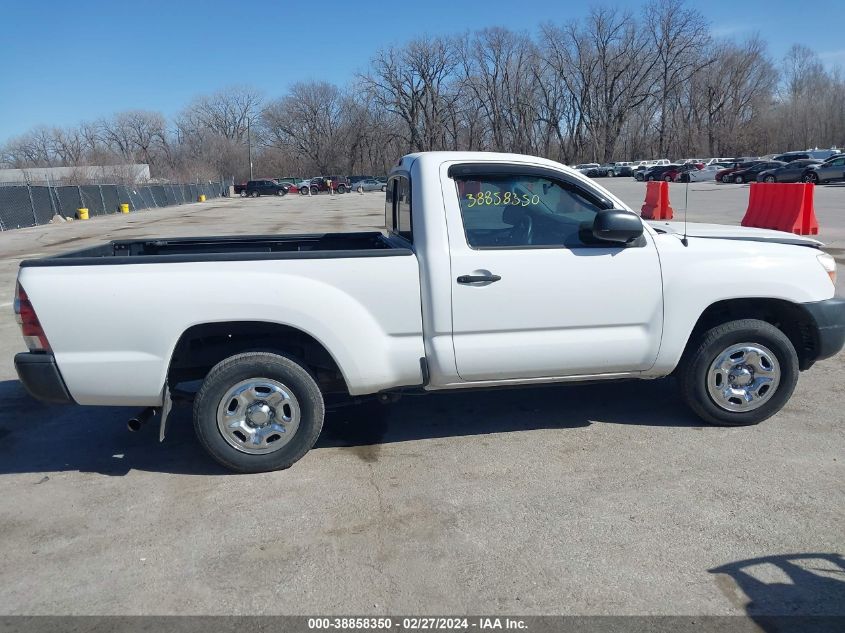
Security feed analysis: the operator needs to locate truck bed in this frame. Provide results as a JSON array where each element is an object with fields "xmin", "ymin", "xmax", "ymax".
[{"xmin": 21, "ymin": 232, "xmax": 410, "ymax": 267}]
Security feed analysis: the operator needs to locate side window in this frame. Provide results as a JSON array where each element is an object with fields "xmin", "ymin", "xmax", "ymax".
[
  {"xmin": 384, "ymin": 178, "xmax": 396, "ymax": 233},
  {"xmin": 396, "ymin": 176, "xmax": 412, "ymax": 242},
  {"xmin": 454, "ymin": 174, "xmax": 607, "ymax": 248}
]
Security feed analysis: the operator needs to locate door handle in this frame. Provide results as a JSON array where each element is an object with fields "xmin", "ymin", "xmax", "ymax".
[{"xmin": 457, "ymin": 274, "xmax": 502, "ymax": 284}]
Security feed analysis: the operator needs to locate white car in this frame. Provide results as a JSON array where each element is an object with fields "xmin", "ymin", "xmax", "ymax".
[
  {"xmin": 679, "ymin": 164, "xmax": 721, "ymax": 182},
  {"xmin": 14, "ymin": 151, "xmax": 845, "ymax": 472}
]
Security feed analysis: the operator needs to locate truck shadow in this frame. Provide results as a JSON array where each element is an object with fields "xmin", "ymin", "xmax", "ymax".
[
  {"xmin": 709, "ymin": 553, "xmax": 845, "ymax": 632},
  {"xmin": 0, "ymin": 377, "xmax": 703, "ymax": 476}
]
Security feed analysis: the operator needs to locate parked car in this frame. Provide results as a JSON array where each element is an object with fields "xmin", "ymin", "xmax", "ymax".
[
  {"xmin": 275, "ymin": 179, "xmax": 299, "ymax": 194},
  {"xmin": 354, "ymin": 178, "xmax": 387, "ymax": 192},
  {"xmin": 642, "ymin": 165, "xmax": 679, "ymax": 181},
  {"xmin": 14, "ymin": 151, "xmax": 844, "ymax": 472},
  {"xmin": 575, "ymin": 163, "xmax": 600, "ymax": 174},
  {"xmin": 308, "ymin": 176, "xmax": 352, "ymax": 194},
  {"xmin": 801, "ymin": 154, "xmax": 845, "ymax": 184},
  {"xmin": 663, "ymin": 164, "xmax": 702, "ymax": 182},
  {"xmin": 756, "ymin": 160, "xmax": 822, "ymax": 183},
  {"xmin": 715, "ymin": 161, "xmax": 760, "ymax": 183},
  {"xmin": 585, "ymin": 164, "xmax": 618, "ymax": 178},
  {"xmin": 610, "ymin": 162, "xmax": 634, "ymax": 177},
  {"xmin": 244, "ymin": 179, "xmax": 289, "ymax": 197},
  {"xmin": 772, "ymin": 152, "xmax": 812, "ymax": 163},
  {"xmin": 678, "ymin": 164, "xmax": 722, "ymax": 182},
  {"xmin": 728, "ymin": 161, "xmax": 786, "ymax": 184}
]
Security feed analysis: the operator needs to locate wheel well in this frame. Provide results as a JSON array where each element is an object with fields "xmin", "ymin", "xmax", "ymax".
[
  {"xmin": 685, "ymin": 299, "xmax": 818, "ymax": 370},
  {"xmin": 167, "ymin": 321, "xmax": 347, "ymax": 394}
]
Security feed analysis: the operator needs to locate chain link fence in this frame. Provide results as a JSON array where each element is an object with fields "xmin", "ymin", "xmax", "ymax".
[{"xmin": 0, "ymin": 181, "xmax": 225, "ymax": 231}]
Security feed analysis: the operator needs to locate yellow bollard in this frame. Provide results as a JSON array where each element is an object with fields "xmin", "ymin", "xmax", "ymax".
[
  {"xmin": 77, "ymin": 207, "xmax": 89, "ymax": 220},
  {"xmin": 198, "ymin": 194, "xmax": 206, "ymax": 202},
  {"xmin": 120, "ymin": 203, "xmax": 130, "ymax": 214}
]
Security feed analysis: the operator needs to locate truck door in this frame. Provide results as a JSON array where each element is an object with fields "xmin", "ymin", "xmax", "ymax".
[{"xmin": 445, "ymin": 163, "xmax": 664, "ymax": 382}]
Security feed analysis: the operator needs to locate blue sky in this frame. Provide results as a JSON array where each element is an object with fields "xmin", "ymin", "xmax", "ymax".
[{"xmin": 1, "ymin": 0, "xmax": 843, "ymax": 143}]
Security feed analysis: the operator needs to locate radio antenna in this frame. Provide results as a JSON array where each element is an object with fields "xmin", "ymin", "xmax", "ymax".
[{"xmin": 681, "ymin": 177, "xmax": 690, "ymax": 247}]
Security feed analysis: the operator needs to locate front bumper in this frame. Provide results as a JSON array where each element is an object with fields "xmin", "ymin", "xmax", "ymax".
[
  {"xmin": 799, "ymin": 297, "xmax": 845, "ymax": 364},
  {"xmin": 14, "ymin": 353, "xmax": 75, "ymax": 404}
]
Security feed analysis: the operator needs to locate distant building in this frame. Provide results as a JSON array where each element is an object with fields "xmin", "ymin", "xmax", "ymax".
[{"xmin": 0, "ymin": 164, "xmax": 151, "ymax": 185}]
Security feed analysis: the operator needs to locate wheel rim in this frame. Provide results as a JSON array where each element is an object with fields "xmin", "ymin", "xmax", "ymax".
[
  {"xmin": 216, "ymin": 378, "xmax": 301, "ymax": 454},
  {"xmin": 765, "ymin": 176, "xmax": 775, "ymax": 183},
  {"xmin": 706, "ymin": 343, "xmax": 781, "ymax": 412}
]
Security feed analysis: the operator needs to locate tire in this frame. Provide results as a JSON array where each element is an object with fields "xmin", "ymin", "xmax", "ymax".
[
  {"xmin": 336, "ymin": 185, "xmax": 346, "ymax": 194},
  {"xmin": 764, "ymin": 176, "xmax": 775, "ymax": 183},
  {"xmin": 802, "ymin": 172, "xmax": 819, "ymax": 184},
  {"xmin": 275, "ymin": 189, "xmax": 285, "ymax": 196},
  {"xmin": 607, "ymin": 170, "xmax": 615, "ymax": 178},
  {"xmin": 251, "ymin": 190, "xmax": 260, "ymax": 198},
  {"xmin": 664, "ymin": 175, "xmax": 672, "ymax": 182},
  {"xmin": 300, "ymin": 187, "xmax": 309, "ymax": 195},
  {"xmin": 721, "ymin": 175, "xmax": 731, "ymax": 183},
  {"xmin": 310, "ymin": 186, "xmax": 319, "ymax": 195},
  {"xmin": 239, "ymin": 190, "xmax": 247, "ymax": 198},
  {"xmin": 678, "ymin": 319, "xmax": 798, "ymax": 427},
  {"xmin": 381, "ymin": 185, "xmax": 387, "ymax": 193},
  {"xmin": 733, "ymin": 175, "xmax": 743, "ymax": 184},
  {"xmin": 193, "ymin": 352, "xmax": 325, "ymax": 473},
  {"xmin": 647, "ymin": 175, "xmax": 655, "ymax": 181}
]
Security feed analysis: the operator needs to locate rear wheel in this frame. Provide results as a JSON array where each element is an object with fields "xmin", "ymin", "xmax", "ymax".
[
  {"xmin": 251, "ymin": 190, "xmax": 260, "ymax": 198},
  {"xmin": 764, "ymin": 175, "xmax": 776, "ymax": 183},
  {"xmin": 803, "ymin": 172, "xmax": 819, "ymax": 184},
  {"xmin": 193, "ymin": 352, "xmax": 325, "ymax": 473},
  {"xmin": 664, "ymin": 174, "xmax": 672, "ymax": 182},
  {"xmin": 381, "ymin": 185, "xmax": 387, "ymax": 192},
  {"xmin": 239, "ymin": 190, "xmax": 247, "ymax": 197},
  {"xmin": 310, "ymin": 186, "xmax": 320, "ymax": 195},
  {"xmin": 733, "ymin": 175, "xmax": 744, "ymax": 184},
  {"xmin": 336, "ymin": 184, "xmax": 347, "ymax": 194},
  {"xmin": 679, "ymin": 319, "xmax": 798, "ymax": 427}
]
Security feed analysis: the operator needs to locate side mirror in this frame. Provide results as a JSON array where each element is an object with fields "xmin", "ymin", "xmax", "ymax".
[{"xmin": 592, "ymin": 209, "xmax": 644, "ymax": 244}]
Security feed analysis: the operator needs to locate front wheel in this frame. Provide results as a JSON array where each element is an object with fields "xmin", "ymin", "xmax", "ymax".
[
  {"xmin": 251, "ymin": 190, "xmax": 260, "ymax": 198},
  {"xmin": 310, "ymin": 186, "xmax": 320, "ymax": 195},
  {"xmin": 764, "ymin": 176, "xmax": 776, "ymax": 183},
  {"xmin": 664, "ymin": 175, "xmax": 672, "ymax": 182},
  {"xmin": 802, "ymin": 172, "xmax": 819, "ymax": 184},
  {"xmin": 678, "ymin": 319, "xmax": 798, "ymax": 427},
  {"xmin": 721, "ymin": 175, "xmax": 731, "ymax": 183},
  {"xmin": 336, "ymin": 185, "xmax": 346, "ymax": 194},
  {"xmin": 239, "ymin": 190, "xmax": 247, "ymax": 197},
  {"xmin": 193, "ymin": 352, "xmax": 325, "ymax": 473},
  {"xmin": 733, "ymin": 175, "xmax": 744, "ymax": 184},
  {"xmin": 381, "ymin": 185, "xmax": 387, "ymax": 192}
]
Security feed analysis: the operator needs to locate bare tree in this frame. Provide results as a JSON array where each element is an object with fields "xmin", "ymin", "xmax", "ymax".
[{"xmin": 362, "ymin": 36, "xmax": 460, "ymax": 152}]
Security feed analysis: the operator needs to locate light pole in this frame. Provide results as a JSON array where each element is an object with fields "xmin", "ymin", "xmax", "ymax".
[{"xmin": 247, "ymin": 116, "xmax": 254, "ymax": 180}]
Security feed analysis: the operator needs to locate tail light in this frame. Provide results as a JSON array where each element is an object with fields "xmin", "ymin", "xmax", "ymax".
[{"xmin": 14, "ymin": 282, "xmax": 51, "ymax": 352}]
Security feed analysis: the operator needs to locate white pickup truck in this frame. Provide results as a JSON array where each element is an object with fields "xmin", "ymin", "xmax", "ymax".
[{"xmin": 14, "ymin": 152, "xmax": 845, "ymax": 473}]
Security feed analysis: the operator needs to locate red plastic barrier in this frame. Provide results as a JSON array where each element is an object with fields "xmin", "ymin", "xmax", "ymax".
[
  {"xmin": 741, "ymin": 183, "xmax": 819, "ymax": 235},
  {"xmin": 640, "ymin": 181, "xmax": 674, "ymax": 220}
]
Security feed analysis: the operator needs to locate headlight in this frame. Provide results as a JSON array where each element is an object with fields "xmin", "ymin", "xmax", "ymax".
[{"xmin": 817, "ymin": 252, "xmax": 837, "ymax": 285}]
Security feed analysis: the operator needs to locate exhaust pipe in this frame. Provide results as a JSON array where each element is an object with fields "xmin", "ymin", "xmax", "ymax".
[{"xmin": 128, "ymin": 407, "xmax": 157, "ymax": 432}]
